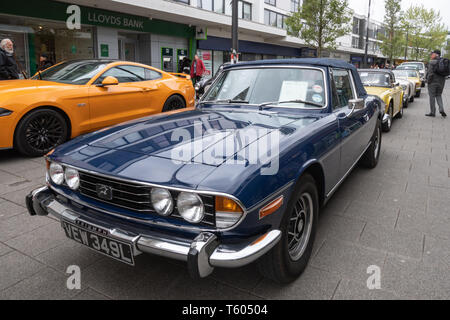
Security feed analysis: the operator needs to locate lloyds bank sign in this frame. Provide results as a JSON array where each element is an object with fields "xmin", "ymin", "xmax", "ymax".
[{"xmin": 66, "ymin": 4, "xmax": 145, "ymax": 31}]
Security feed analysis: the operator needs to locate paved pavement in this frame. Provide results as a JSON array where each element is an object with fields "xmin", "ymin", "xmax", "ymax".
[{"xmin": 0, "ymin": 83, "xmax": 449, "ymax": 300}]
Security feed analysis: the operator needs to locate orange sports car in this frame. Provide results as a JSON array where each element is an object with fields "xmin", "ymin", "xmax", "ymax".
[{"xmin": 0, "ymin": 60, "xmax": 195, "ymax": 156}]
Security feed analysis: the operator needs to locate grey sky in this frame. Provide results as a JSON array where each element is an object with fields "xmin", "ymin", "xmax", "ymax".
[{"xmin": 348, "ymin": 0, "xmax": 450, "ymax": 29}]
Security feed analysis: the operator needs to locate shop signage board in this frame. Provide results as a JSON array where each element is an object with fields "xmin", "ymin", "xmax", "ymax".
[{"xmin": 0, "ymin": 0, "xmax": 195, "ymax": 38}]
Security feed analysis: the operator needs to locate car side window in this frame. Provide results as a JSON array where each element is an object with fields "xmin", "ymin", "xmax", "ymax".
[
  {"xmin": 145, "ymin": 69, "xmax": 162, "ymax": 80},
  {"xmin": 96, "ymin": 65, "xmax": 146, "ymax": 84},
  {"xmin": 332, "ymin": 68, "xmax": 355, "ymax": 109}
]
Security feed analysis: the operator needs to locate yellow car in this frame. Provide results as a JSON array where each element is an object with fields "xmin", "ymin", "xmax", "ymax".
[
  {"xmin": 358, "ymin": 69, "xmax": 404, "ymax": 132},
  {"xmin": 395, "ymin": 67, "xmax": 422, "ymax": 97},
  {"xmin": 0, "ymin": 60, "xmax": 195, "ymax": 156}
]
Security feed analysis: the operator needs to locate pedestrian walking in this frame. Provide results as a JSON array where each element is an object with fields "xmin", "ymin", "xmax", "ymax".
[
  {"xmin": 190, "ymin": 54, "xmax": 206, "ymax": 84},
  {"xmin": 37, "ymin": 53, "xmax": 54, "ymax": 72},
  {"xmin": 425, "ymin": 50, "xmax": 448, "ymax": 118},
  {"xmin": 0, "ymin": 38, "xmax": 20, "ymax": 80},
  {"xmin": 180, "ymin": 57, "xmax": 191, "ymax": 75}
]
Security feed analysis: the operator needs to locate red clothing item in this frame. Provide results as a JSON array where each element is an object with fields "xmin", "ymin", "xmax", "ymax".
[{"xmin": 190, "ymin": 59, "xmax": 206, "ymax": 78}]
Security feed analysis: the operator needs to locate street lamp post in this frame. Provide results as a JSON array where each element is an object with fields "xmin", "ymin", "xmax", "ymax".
[
  {"xmin": 231, "ymin": 0, "xmax": 239, "ymax": 63},
  {"xmin": 364, "ymin": 0, "xmax": 372, "ymax": 68}
]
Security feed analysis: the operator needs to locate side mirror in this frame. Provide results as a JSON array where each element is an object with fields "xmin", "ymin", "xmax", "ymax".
[
  {"xmin": 348, "ymin": 98, "xmax": 365, "ymax": 110},
  {"xmin": 97, "ymin": 76, "xmax": 119, "ymax": 87}
]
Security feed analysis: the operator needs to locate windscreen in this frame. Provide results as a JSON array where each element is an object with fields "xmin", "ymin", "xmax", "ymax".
[
  {"xmin": 32, "ymin": 61, "xmax": 109, "ymax": 85},
  {"xmin": 203, "ymin": 67, "xmax": 326, "ymax": 108}
]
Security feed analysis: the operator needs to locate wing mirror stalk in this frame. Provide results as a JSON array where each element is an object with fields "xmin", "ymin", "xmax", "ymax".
[{"xmin": 346, "ymin": 98, "xmax": 365, "ymax": 118}]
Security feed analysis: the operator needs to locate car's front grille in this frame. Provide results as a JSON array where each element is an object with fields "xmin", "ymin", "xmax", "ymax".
[{"xmin": 78, "ymin": 171, "xmax": 216, "ymax": 227}]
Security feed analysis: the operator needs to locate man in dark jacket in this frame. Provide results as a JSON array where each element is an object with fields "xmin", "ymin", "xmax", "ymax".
[
  {"xmin": 38, "ymin": 53, "xmax": 54, "ymax": 72},
  {"xmin": 426, "ymin": 50, "xmax": 447, "ymax": 117},
  {"xmin": 0, "ymin": 39, "xmax": 20, "ymax": 80}
]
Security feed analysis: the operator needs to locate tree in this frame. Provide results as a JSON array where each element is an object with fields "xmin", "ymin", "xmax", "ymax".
[
  {"xmin": 401, "ymin": 5, "xmax": 447, "ymax": 61},
  {"xmin": 379, "ymin": 0, "xmax": 404, "ymax": 65},
  {"xmin": 284, "ymin": 0, "xmax": 353, "ymax": 58}
]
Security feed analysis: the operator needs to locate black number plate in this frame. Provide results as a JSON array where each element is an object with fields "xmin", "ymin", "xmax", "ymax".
[{"xmin": 62, "ymin": 220, "xmax": 135, "ymax": 266}]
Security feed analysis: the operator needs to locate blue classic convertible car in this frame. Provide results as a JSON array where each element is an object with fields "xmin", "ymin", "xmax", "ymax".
[{"xmin": 27, "ymin": 59, "xmax": 384, "ymax": 283}]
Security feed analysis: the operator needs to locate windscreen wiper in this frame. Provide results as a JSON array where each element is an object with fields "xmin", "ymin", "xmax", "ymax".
[
  {"xmin": 258, "ymin": 99, "xmax": 323, "ymax": 110},
  {"xmin": 199, "ymin": 99, "xmax": 249, "ymax": 105}
]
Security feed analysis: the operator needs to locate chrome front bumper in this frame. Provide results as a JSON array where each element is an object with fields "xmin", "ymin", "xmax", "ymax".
[
  {"xmin": 26, "ymin": 186, "xmax": 281, "ymax": 279},
  {"xmin": 382, "ymin": 113, "xmax": 391, "ymax": 124}
]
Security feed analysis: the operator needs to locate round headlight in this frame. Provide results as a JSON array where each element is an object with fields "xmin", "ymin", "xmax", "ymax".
[
  {"xmin": 151, "ymin": 188, "xmax": 174, "ymax": 216},
  {"xmin": 49, "ymin": 163, "xmax": 64, "ymax": 185},
  {"xmin": 177, "ymin": 192, "xmax": 204, "ymax": 223},
  {"xmin": 64, "ymin": 168, "xmax": 80, "ymax": 190}
]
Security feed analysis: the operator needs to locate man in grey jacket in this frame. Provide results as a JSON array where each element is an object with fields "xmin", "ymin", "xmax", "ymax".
[{"xmin": 426, "ymin": 50, "xmax": 446, "ymax": 118}]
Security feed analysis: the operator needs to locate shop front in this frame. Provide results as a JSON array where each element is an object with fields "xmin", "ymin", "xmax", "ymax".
[
  {"xmin": 197, "ymin": 36, "xmax": 310, "ymax": 77},
  {"xmin": 0, "ymin": 0, "xmax": 196, "ymax": 77}
]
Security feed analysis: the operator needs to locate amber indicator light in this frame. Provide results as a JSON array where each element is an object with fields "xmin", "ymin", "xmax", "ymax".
[
  {"xmin": 259, "ymin": 195, "xmax": 284, "ymax": 219},
  {"xmin": 215, "ymin": 196, "xmax": 243, "ymax": 213}
]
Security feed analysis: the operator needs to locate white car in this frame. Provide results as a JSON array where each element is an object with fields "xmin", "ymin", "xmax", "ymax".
[
  {"xmin": 398, "ymin": 62, "xmax": 426, "ymax": 87},
  {"xmin": 393, "ymin": 70, "xmax": 417, "ymax": 105}
]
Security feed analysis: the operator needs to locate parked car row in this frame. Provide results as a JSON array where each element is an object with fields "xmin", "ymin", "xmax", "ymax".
[{"xmin": 358, "ymin": 67, "xmax": 422, "ymax": 132}]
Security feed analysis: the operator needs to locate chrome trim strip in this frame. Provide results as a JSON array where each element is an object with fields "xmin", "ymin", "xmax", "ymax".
[
  {"xmin": 199, "ymin": 65, "xmax": 329, "ymax": 110},
  {"xmin": 209, "ymin": 230, "xmax": 282, "ymax": 268}
]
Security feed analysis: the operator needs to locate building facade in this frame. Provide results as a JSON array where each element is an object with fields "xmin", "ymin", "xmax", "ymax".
[{"xmin": 0, "ymin": 0, "xmax": 387, "ymax": 78}]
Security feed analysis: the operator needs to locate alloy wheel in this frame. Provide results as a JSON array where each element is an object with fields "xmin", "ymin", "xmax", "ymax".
[
  {"xmin": 25, "ymin": 113, "xmax": 64, "ymax": 153},
  {"xmin": 288, "ymin": 192, "xmax": 314, "ymax": 261}
]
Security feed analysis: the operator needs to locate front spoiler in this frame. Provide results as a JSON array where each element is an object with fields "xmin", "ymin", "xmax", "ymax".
[{"xmin": 26, "ymin": 186, "xmax": 281, "ymax": 279}]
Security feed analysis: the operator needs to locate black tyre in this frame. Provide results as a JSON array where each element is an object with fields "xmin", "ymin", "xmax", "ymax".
[
  {"xmin": 162, "ymin": 95, "xmax": 186, "ymax": 112},
  {"xmin": 14, "ymin": 108, "xmax": 68, "ymax": 157},
  {"xmin": 397, "ymin": 105, "xmax": 403, "ymax": 119},
  {"xmin": 382, "ymin": 104, "xmax": 393, "ymax": 132},
  {"xmin": 257, "ymin": 174, "xmax": 318, "ymax": 284},
  {"xmin": 410, "ymin": 95, "xmax": 415, "ymax": 103},
  {"xmin": 415, "ymin": 90, "xmax": 421, "ymax": 98},
  {"xmin": 403, "ymin": 96, "xmax": 409, "ymax": 109},
  {"xmin": 360, "ymin": 120, "xmax": 382, "ymax": 169}
]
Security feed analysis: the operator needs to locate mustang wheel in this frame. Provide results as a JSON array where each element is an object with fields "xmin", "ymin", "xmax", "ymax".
[
  {"xmin": 257, "ymin": 174, "xmax": 318, "ymax": 284},
  {"xmin": 360, "ymin": 120, "xmax": 381, "ymax": 169},
  {"xmin": 14, "ymin": 108, "xmax": 68, "ymax": 157},
  {"xmin": 162, "ymin": 95, "xmax": 186, "ymax": 112}
]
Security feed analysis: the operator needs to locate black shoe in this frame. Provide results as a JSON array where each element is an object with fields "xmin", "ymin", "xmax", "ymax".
[
  {"xmin": 425, "ymin": 113, "xmax": 436, "ymax": 117},
  {"xmin": 441, "ymin": 112, "xmax": 447, "ymax": 118}
]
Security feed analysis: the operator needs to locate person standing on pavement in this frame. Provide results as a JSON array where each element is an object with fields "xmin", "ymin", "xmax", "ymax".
[
  {"xmin": 426, "ymin": 50, "xmax": 447, "ymax": 118},
  {"xmin": 190, "ymin": 54, "xmax": 206, "ymax": 84},
  {"xmin": 0, "ymin": 38, "xmax": 20, "ymax": 80},
  {"xmin": 37, "ymin": 53, "xmax": 54, "ymax": 72}
]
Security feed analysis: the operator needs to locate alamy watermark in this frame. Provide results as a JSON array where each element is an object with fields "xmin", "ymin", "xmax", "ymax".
[
  {"xmin": 366, "ymin": 265, "xmax": 381, "ymax": 290},
  {"xmin": 66, "ymin": 265, "xmax": 81, "ymax": 290},
  {"xmin": 170, "ymin": 121, "xmax": 280, "ymax": 175}
]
